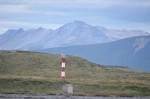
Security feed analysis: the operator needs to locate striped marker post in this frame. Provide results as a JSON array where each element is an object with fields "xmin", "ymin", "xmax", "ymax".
[{"xmin": 61, "ymin": 55, "xmax": 66, "ymax": 80}]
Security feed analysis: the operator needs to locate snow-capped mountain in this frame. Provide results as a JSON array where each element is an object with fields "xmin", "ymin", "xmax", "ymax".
[
  {"xmin": 0, "ymin": 20, "xmax": 149, "ymax": 50},
  {"xmin": 0, "ymin": 27, "xmax": 53, "ymax": 50},
  {"xmin": 95, "ymin": 26, "xmax": 150, "ymax": 41},
  {"xmin": 32, "ymin": 20, "xmax": 109, "ymax": 49}
]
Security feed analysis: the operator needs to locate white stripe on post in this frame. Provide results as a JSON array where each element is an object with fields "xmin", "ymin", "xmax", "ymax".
[
  {"xmin": 62, "ymin": 63, "xmax": 65, "ymax": 67},
  {"xmin": 61, "ymin": 72, "xmax": 65, "ymax": 76}
]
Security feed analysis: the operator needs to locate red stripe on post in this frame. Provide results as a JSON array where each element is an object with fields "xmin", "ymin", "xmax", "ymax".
[
  {"xmin": 61, "ymin": 76, "xmax": 65, "ymax": 80},
  {"xmin": 61, "ymin": 67, "xmax": 65, "ymax": 71},
  {"xmin": 61, "ymin": 58, "xmax": 66, "ymax": 62}
]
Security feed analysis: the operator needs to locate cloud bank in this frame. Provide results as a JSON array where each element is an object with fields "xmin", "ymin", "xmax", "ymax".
[{"xmin": 0, "ymin": 0, "xmax": 150, "ymax": 34}]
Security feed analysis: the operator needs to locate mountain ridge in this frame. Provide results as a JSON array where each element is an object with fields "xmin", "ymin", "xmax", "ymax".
[
  {"xmin": 35, "ymin": 35, "xmax": 150, "ymax": 72},
  {"xmin": 0, "ymin": 20, "xmax": 149, "ymax": 50}
]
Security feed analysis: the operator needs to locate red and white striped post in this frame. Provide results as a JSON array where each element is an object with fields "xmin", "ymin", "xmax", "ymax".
[{"xmin": 61, "ymin": 55, "xmax": 66, "ymax": 80}]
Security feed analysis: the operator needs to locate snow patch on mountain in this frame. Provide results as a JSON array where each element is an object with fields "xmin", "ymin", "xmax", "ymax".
[
  {"xmin": 106, "ymin": 29, "xmax": 150, "ymax": 40},
  {"xmin": 133, "ymin": 37, "xmax": 150, "ymax": 53}
]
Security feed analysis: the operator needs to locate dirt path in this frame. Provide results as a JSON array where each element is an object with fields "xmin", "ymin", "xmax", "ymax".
[{"xmin": 0, "ymin": 94, "xmax": 150, "ymax": 99}]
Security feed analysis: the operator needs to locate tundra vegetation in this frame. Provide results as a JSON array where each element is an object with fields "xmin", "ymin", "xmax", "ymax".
[{"xmin": 0, "ymin": 51, "xmax": 150, "ymax": 96}]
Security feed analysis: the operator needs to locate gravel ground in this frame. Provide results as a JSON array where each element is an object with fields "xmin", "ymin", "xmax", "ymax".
[{"xmin": 0, "ymin": 94, "xmax": 150, "ymax": 99}]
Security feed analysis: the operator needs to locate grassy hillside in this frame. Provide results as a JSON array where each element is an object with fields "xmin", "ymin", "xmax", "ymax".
[
  {"xmin": 0, "ymin": 50, "xmax": 150, "ymax": 96},
  {"xmin": 38, "ymin": 36, "xmax": 150, "ymax": 72}
]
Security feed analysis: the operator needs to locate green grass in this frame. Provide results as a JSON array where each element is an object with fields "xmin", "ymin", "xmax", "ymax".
[
  {"xmin": 0, "ymin": 50, "xmax": 150, "ymax": 96},
  {"xmin": 0, "ymin": 77, "xmax": 64, "ymax": 94}
]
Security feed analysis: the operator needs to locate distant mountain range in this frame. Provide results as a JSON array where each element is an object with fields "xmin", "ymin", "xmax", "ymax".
[
  {"xmin": 0, "ymin": 20, "xmax": 149, "ymax": 50},
  {"xmin": 35, "ymin": 35, "xmax": 150, "ymax": 72},
  {"xmin": 0, "ymin": 20, "xmax": 150, "ymax": 71}
]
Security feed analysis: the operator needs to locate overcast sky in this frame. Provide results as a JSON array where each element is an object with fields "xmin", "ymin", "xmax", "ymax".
[{"xmin": 0, "ymin": 0, "xmax": 150, "ymax": 34}]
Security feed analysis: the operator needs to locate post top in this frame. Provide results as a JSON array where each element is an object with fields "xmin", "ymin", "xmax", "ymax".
[{"xmin": 61, "ymin": 54, "xmax": 66, "ymax": 62}]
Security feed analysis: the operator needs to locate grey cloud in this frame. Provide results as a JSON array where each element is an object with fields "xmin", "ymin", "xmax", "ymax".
[{"xmin": 0, "ymin": 0, "xmax": 26, "ymax": 5}]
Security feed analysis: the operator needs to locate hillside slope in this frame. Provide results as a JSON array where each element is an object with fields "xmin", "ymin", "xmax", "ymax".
[
  {"xmin": 0, "ymin": 50, "xmax": 103, "ymax": 78},
  {"xmin": 0, "ymin": 51, "xmax": 150, "ymax": 96},
  {"xmin": 36, "ymin": 36, "xmax": 150, "ymax": 72}
]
